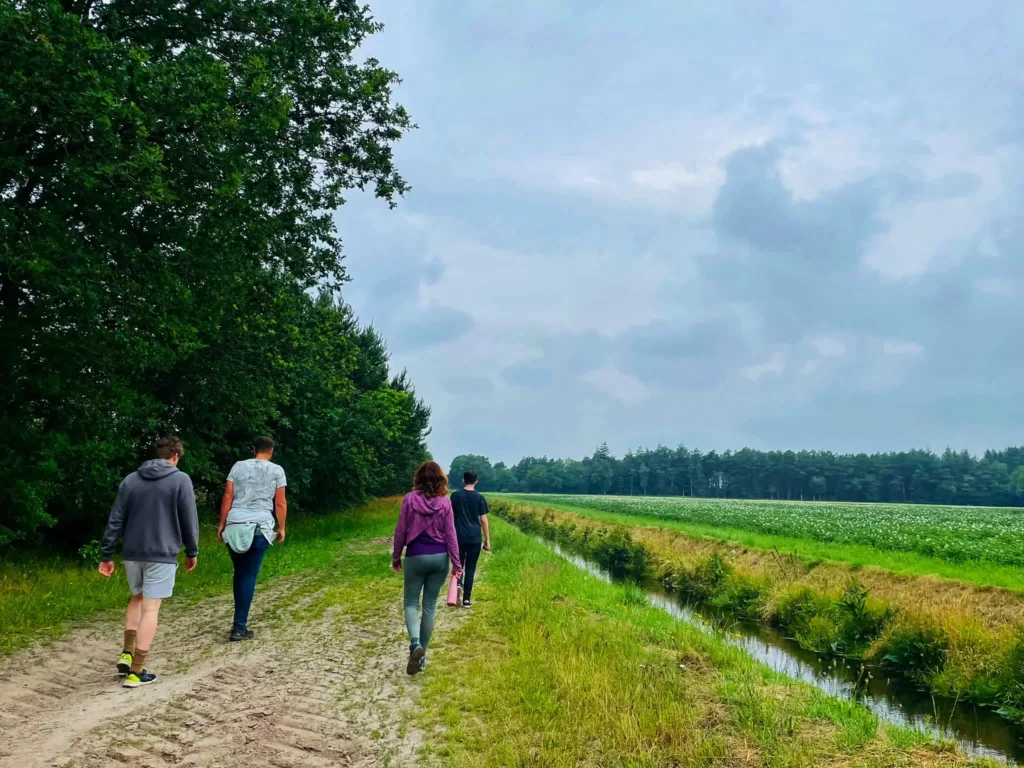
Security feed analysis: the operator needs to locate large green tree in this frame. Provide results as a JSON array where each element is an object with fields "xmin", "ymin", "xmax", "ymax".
[{"xmin": 1, "ymin": 0, "xmax": 426, "ymax": 545}]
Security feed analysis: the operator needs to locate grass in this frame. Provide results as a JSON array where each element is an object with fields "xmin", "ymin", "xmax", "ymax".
[
  {"xmin": 492, "ymin": 499, "xmax": 1024, "ymax": 724},
  {"xmin": 0, "ymin": 497, "xmax": 1002, "ymax": 765},
  {"xmin": 420, "ymin": 517, "xmax": 989, "ymax": 767},
  {"xmin": 503, "ymin": 494, "xmax": 1024, "ymax": 591},
  {"xmin": 0, "ymin": 498, "xmax": 400, "ymax": 655}
]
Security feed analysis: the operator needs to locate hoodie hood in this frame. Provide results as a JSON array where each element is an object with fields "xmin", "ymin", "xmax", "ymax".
[
  {"xmin": 406, "ymin": 490, "xmax": 448, "ymax": 516},
  {"xmin": 137, "ymin": 459, "xmax": 180, "ymax": 481}
]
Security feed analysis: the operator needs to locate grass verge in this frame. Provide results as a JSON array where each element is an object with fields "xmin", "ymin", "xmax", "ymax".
[
  {"xmin": 421, "ymin": 517, "xmax": 990, "ymax": 767},
  {"xmin": 0, "ymin": 499, "xmax": 400, "ymax": 655}
]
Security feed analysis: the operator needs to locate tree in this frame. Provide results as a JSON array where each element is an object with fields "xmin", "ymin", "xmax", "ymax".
[
  {"xmin": 1, "ymin": 0, "xmax": 419, "ymax": 545},
  {"xmin": 448, "ymin": 455, "xmax": 495, "ymax": 490}
]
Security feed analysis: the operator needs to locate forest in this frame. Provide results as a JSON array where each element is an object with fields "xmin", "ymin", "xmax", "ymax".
[
  {"xmin": 0, "ymin": 0, "xmax": 429, "ymax": 548},
  {"xmin": 450, "ymin": 443, "xmax": 1024, "ymax": 506}
]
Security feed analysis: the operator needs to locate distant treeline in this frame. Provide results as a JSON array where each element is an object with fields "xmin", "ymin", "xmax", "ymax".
[
  {"xmin": 1, "ymin": 0, "xmax": 427, "ymax": 547},
  {"xmin": 450, "ymin": 444, "xmax": 1024, "ymax": 506}
]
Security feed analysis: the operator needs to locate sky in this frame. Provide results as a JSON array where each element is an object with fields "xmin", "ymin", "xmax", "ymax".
[{"xmin": 335, "ymin": 0, "xmax": 1024, "ymax": 470}]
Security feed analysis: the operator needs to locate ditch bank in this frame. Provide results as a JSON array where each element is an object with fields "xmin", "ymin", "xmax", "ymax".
[{"xmin": 491, "ymin": 500, "xmax": 1024, "ymax": 733}]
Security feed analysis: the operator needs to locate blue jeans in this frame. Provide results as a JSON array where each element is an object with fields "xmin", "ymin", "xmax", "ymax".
[{"xmin": 228, "ymin": 532, "xmax": 270, "ymax": 630}]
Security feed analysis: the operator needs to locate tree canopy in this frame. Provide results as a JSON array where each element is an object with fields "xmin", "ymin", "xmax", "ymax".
[
  {"xmin": 451, "ymin": 444, "xmax": 1024, "ymax": 507},
  {"xmin": 1, "ymin": 0, "xmax": 428, "ymax": 546}
]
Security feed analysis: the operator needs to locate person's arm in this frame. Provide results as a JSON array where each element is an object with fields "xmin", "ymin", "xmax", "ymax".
[
  {"xmin": 481, "ymin": 495, "xmax": 491, "ymax": 551},
  {"xmin": 444, "ymin": 500, "xmax": 462, "ymax": 577},
  {"xmin": 392, "ymin": 497, "xmax": 409, "ymax": 571},
  {"xmin": 178, "ymin": 475, "xmax": 199, "ymax": 572},
  {"xmin": 274, "ymin": 486, "xmax": 287, "ymax": 543},
  {"xmin": 217, "ymin": 481, "xmax": 234, "ymax": 541},
  {"xmin": 98, "ymin": 482, "xmax": 128, "ymax": 576}
]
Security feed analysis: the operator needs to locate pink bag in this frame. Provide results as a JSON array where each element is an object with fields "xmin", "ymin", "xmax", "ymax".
[{"xmin": 447, "ymin": 573, "xmax": 459, "ymax": 606}]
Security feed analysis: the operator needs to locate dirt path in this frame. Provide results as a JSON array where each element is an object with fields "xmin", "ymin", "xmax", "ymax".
[{"xmin": 0, "ymin": 540, "xmax": 465, "ymax": 768}]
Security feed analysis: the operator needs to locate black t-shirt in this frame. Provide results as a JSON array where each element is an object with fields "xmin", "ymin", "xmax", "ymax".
[{"xmin": 451, "ymin": 489, "xmax": 488, "ymax": 544}]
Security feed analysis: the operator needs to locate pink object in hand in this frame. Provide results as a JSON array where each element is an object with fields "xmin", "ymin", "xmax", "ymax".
[{"xmin": 447, "ymin": 574, "xmax": 459, "ymax": 606}]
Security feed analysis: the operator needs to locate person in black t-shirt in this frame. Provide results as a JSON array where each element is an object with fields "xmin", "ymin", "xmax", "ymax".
[{"xmin": 450, "ymin": 470, "xmax": 491, "ymax": 607}]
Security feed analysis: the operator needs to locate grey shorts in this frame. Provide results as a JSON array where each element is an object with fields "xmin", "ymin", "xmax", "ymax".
[{"xmin": 123, "ymin": 561, "xmax": 178, "ymax": 599}]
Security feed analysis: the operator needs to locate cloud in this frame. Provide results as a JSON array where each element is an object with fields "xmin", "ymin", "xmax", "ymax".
[
  {"xmin": 883, "ymin": 340, "xmax": 924, "ymax": 357},
  {"xmin": 331, "ymin": 0, "xmax": 1024, "ymax": 468},
  {"xmin": 500, "ymin": 359, "xmax": 555, "ymax": 388},
  {"xmin": 391, "ymin": 307, "xmax": 474, "ymax": 351},
  {"xmin": 741, "ymin": 352, "xmax": 786, "ymax": 382},
  {"xmin": 581, "ymin": 367, "xmax": 650, "ymax": 404}
]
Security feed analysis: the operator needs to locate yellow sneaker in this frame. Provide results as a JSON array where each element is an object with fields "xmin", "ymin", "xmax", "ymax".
[
  {"xmin": 117, "ymin": 652, "xmax": 133, "ymax": 676},
  {"xmin": 123, "ymin": 670, "xmax": 157, "ymax": 688}
]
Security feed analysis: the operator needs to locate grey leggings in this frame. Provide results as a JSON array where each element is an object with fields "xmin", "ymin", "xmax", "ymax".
[{"xmin": 403, "ymin": 553, "xmax": 450, "ymax": 649}]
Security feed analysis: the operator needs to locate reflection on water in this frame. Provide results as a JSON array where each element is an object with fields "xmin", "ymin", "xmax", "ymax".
[{"xmin": 544, "ymin": 540, "xmax": 1024, "ymax": 765}]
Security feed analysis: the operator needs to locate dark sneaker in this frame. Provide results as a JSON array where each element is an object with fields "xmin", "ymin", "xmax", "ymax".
[
  {"xmin": 123, "ymin": 669, "xmax": 157, "ymax": 688},
  {"xmin": 230, "ymin": 628, "xmax": 255, "ymax": 642},
  {"xmin": 117, "ymin": 652, "xmax": 133, "ymax": 676},
  {"xmin": 463, "ymin": 600, "xmax": 473, "ymax": 608},
  {"xmin": 407, "ymin": 644, "xmax": 425, "ymax": 676}
]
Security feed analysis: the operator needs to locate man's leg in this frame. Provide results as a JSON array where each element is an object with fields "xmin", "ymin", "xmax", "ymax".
[
  {"xmin": 462, "ymin": 544, "xmax": 482, "ymax": 602},
  {"xmin": 130, "ymin": 597, "xmax": 162, "ymax": 674},
  {"xmin": 118, "ymin": 563, "xmax": 145, "ymax": 673},
  {"xmin": 231, "ymin": 535, "xmax": 269, "ymax": 634},
  {"xmin": 125, "ymin": 563, "xmax": 175, "ymax": 687}
]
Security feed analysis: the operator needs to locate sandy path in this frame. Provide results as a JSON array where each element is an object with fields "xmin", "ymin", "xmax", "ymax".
[{"xmin": 0, "ymin": 541, "xmax": 464, "ymax": 768}]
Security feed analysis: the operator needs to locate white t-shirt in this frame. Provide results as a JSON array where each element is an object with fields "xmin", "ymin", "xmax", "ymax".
[{"xmin": 227, "ymin": 459, "xmax": 287, "ymax": 525}]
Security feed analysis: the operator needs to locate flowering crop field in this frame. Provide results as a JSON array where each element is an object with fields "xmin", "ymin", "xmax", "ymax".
[{"xmin": 522, "ymin": 494, "xmax": 1024, "ymax": 568}]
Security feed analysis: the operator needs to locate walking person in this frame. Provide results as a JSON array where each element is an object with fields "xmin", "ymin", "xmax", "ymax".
[
  {"xmin": 450, "ymin": 470, "xmax": 491, "ymax": 607},
  {"xmin": 217, "ymin": 436, "xmax": 287, "ymax": 642},
  {"xmin": 98, "ymin": 437, "xmax": 199, "ymax": 688},
  {"xmin": 392, "ymin": 461, "xmax": 462, "ymax": 676}
]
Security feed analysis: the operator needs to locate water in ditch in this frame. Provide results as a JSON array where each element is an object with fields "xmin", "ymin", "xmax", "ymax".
[{"xmin": 543, "ymin": 539, "xmax": 1024, "ymax": 765}]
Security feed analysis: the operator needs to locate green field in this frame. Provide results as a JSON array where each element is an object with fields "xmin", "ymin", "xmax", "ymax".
[{"xmin": 509, "ymin": 494, "xmax": 1024, "ymax": 569}]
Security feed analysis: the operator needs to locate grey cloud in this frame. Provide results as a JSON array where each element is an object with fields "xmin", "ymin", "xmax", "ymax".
[
  {"xmin": 441, "ymin": 373, "xmax": 494, "ymax": 397},
  {"xmin": 391, "ymin": 307, "xmax": 473, "ymax": 351},
  {"xmin": 711, "ymin": 143, "xmax": 888, "ymax": 267},
  {"xmin": 925, "ymin": 171, "xmax": 982, "ymax": 200},
  {"xmin": 614, "ymin": 319, "xmax": 750, "ymax": 389},
  {"xmin": 500, "ymin": 359, "xmax": 555, "ymax": 388}
]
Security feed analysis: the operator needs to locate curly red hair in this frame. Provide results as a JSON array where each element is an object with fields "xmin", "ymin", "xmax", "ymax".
[{"xmin": 413, "ymin": 461, "xmax": 448, "ymax": 499}]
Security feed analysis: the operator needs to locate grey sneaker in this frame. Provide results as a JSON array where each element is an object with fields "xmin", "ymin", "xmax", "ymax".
[{"xmin": 229, "ymin": 628, "xmax": 255, "ymax": 642}]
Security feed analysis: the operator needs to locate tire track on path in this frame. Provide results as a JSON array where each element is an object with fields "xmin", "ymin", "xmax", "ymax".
[{"xmin": 0, "ymin": 540, "xmax": 469, "ymax": 768}]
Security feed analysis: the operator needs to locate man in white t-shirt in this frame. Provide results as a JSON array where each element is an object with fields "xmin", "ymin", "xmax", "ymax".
[{"xmin": 217, "ymin": 436, "xmax": 287, "ymax": 641}]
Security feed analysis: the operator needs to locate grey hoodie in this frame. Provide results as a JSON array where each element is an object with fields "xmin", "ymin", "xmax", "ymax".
[{"xmin": 100, "ymin": 459, "xmax": 200, "ymax": 564}]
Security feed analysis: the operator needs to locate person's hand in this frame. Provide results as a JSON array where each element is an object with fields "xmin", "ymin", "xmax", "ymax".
[
  {"xmin": 454, "ymin": 568, "xmax": 463, "ymax": 579},
  {"xmin": 185, "ymin": 556, "xmax": 198, "ymax": 573},
  {"xmin": 217, "ymin": 525, "xmax": 226, "ymax": 542},
  {"xmin": 276, "ymin": 528, "xmax": 286, "ymax": 544},
  {"xmin": 98, "ymin": 561, "xmax": 115, "ymax": 577},
  {"xmin": 392, "ymin": 564, "xmax": 402, "ymax": 573},
  {"xmin": 483, "ymin": 541, "xmax": 491, "ymax": 552}
]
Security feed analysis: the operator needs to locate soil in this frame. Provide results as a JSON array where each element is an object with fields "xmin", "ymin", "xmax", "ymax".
[{"xmin": 0, "ymin": 541, "xmax": 464, "ymax": 768}]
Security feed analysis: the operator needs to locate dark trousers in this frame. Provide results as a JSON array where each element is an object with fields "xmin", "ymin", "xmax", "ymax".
[
  {"xmin": 228, "ymin": 532, "xmax": 270, "ymax": 630},
  {"xmin": 458, "ymin": 542, "xmax": 482, "ymax": 601}
]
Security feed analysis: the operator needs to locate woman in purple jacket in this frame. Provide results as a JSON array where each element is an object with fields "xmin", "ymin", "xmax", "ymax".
[{"xmin": 392, "ymin": 461, "xmax": 462, "ymax": 675}]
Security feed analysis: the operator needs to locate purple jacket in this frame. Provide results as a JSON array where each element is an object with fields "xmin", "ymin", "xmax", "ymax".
[{"xmin": 392, "ymin": 491, "xmax": 462, "ymax": 571}]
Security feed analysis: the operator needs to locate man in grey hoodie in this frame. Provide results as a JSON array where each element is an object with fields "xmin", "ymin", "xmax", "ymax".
[{"xmin": 98, "ymin": 437, "xmax": 199, "ymax": 688}]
